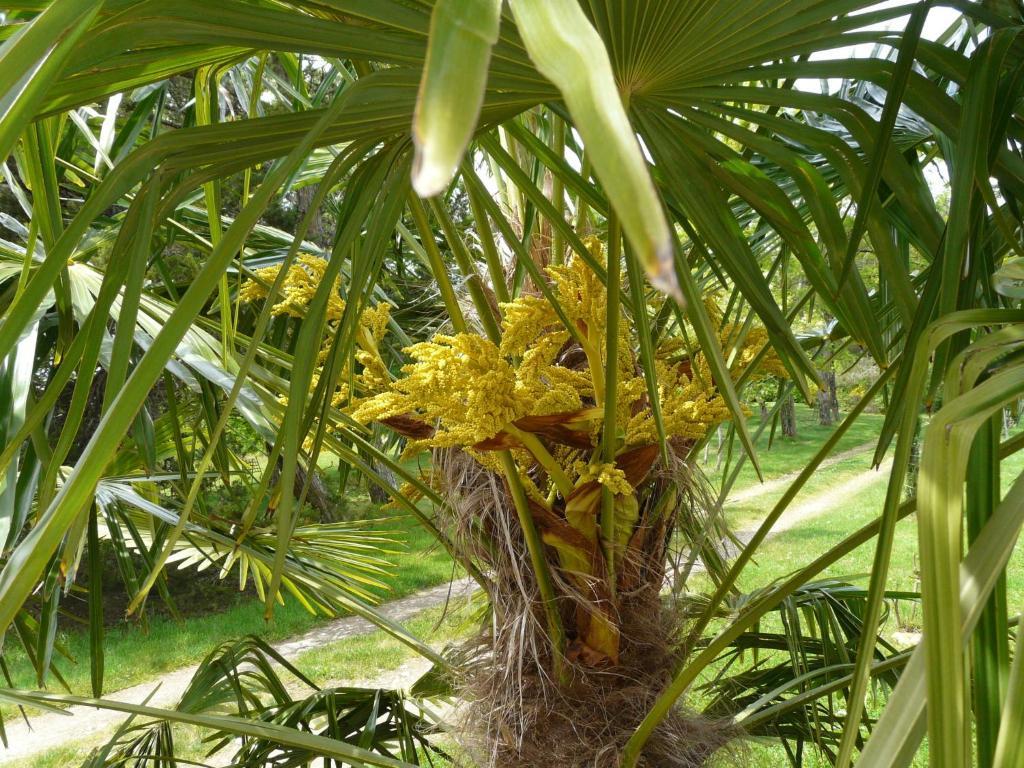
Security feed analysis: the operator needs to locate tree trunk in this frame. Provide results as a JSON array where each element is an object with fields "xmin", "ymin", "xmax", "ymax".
[
  {"xmin": 271, "ymin": 457, "xmax": 336, "ymax": 522},
  {"xmin": 354, "ymin": 431, "xmax": 398, "ymax": 506},
  {"xmin": 367, "ymin": 458, "xmax": 396, "ymax": 505},
  {"xmin": 817, "ymin": 370, "xmax": 839, "ymax": 426},
  {"xmin": 781, "ymin": 394, "xmax": 798, "ymax": 437},
  {"xmin": 298, "ymin": 463, "xmax": 335, "ymax": 522},
  {"xmin": 295, "ymin": 183, "xmax": 325, "ymax": 246}
]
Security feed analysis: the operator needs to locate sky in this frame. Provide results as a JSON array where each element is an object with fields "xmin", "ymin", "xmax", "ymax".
[
  {"xmin": 805, "ymin": 2, "xmax": 966, "ymax": 85},
  {"xmin": 800, "ymin": 2, "xmax": 967, "ymax": 192}
]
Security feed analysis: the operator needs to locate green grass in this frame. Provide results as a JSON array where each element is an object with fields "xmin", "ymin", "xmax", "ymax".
[
  {"xmin": 715, "ymin": 430, "xmax": 1024, "ymax": 612},
  {"xmin": 4, "ymin": 742, "xmax": 95, "ymax": 768},
  {"xmin": 701, "ymin": 405, "xmax": 885, "ymax": 492},
  {"xmin": 2, "ymin": 720, "xmax": 229, "ymax": 768},
  {"xmin": 294, "ymin": 600, "xmax": 479, "ymax": 685},
  {"xmin": 2, "ymin": 511, "xmax": 460, "ymax": 714},
  {"xmin": 700, "ymin": 420, "xmax": 1024, "ymax": 767},
  {"xmin": 4, "ymin": 601, "xmax": 480, "ymax": 768}
]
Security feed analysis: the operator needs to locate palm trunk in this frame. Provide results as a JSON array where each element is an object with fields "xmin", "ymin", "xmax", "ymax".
[
  {"xmin": 271, "ymin": 456, "xmax": 335, "ymax": 522},
  {"xmin": 436, "ymin": 446, "xmax": 734, "ymax": 768}
]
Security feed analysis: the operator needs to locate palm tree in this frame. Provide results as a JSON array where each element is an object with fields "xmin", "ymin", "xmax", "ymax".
[{"xmin": 0, "ymin": 2, "xmax": 1022, "ymax": 766}]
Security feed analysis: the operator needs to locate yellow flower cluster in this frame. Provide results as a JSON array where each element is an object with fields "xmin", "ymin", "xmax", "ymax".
[
  {"xmin": 548, "ymin": 237, "xmax": 608, "ymax": 341},
  {"xmin": 351, "ymin": 334, "xmax": 524, "ymax": 448},
  {"xmin": 241, "ymin": 256, "xmax": 394, "ymax": 409},
  {"xmin": 701, "ymin": 295, "xmax": 787, "ymax": 381},
  {"xmin": 626, "ymin": 360, "xmax": 731, "ymax": 446},
  {"xmin": 718, "ymin": 323, "xmax": 788, "ymax": 381},
  {"xmin": 500, "ymin": 236, "xmax": 611, "ymax": 360},
  {"xmin": 467, "ymin": 446, "xmax": 550, "ymax": 502},
  {"xmin": 239, "ymin": 255, "xmax": 345, "ymax": 321},
  {"xmin": 574, "ymin": 461, "xmax": 633, "ymax": 496},
  {"xmin": 702, "ymin": 295, "xmax": 725, "ymax": 326},
  {"xmin": 359, "ymin": 302, "xmax": 391, "ymax": 345},
  {"xmin": 499, "ymin": 296, "xmax": 557, "ymax": 357},
  {"xmin": 515, "ymin": 331, "xmax": 590, "ymax": 416},
  {"xmin": 353, "ymin": 303, "xmax": 392, "ymax": 394},
  {"xmin": 614, "ymin": 374, "xmax": 648, "ymax": 433},
  {"xmin": 354, "ymin": 240, "xmax": 783, "ymax": 501}
]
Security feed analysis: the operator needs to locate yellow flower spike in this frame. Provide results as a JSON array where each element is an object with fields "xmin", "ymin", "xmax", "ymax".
[
  {"xmin": 360, "ymin": 302, "xmax": 392, "ymax": 343},
  {"xmin": 655, "ymin": 338, "xmax": 686, "ymax": 359},
  {"xmin": 548, "ymin": 256, "xmax": 607, "ymax": 340},
  {"xmin": 623, "ymin": 357, "xmax": 731, "ymax": 447},
  {"xmin": 239, "ymin": 255, "xmax": 346, "ymax": 321},
  {"xmin": 574, "ymin": 461, "xmax": 633, "ymax": 496},
  {"xmin": 718, "ymin": 323, "xmax": 787, "ymax": 381},
  {"xmin": 400, "ymin": 439, "xmax": 432, "ymax": 461},
  {"xmin": 351, "ymin": 333, "xmax": 525, "ymax": 448},
  {"xmin": 702, "ymin": 293, "xmax": 725, "ymax": 326},
  {"xmin": 352, "ymin": 239, "xmax": 778, "ymax": 473},
  {"xmin": 499, "ymin": 295, "xmax": 559, "ymax": 357},
  {"xmin": 514, "ymin": 331, "xmax": 591, "ymax": 416},
  {"xmin": 330, "ymin": 383, "xmax": 351, "ymax": 409}
]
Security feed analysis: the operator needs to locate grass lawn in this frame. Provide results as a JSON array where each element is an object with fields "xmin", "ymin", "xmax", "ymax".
[
  {"xmin": 712, "ymin": 414, "xmax": 1024, "ymax": 609},
  {"xmin": 6, "ymin": 601, "xmax": 480, "ymax": 768},
  {"xmin": 1, "ymin": 507, "xmax": 460, "ymax": 719},
  {"xmin": 294, "ymin": 598, "xmax": 480, "ymax": 685},
  {"xmin": 703, "ymin": 413, "xmax": 1024, "ymax": 767},
  {"xmin": 701, "ymin": 405, "xmax": 886, "ymax": 494}
]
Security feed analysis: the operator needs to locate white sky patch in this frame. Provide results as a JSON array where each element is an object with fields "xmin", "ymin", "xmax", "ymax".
[
  {"xmin": 799, "ymin": 3, "xmax": 966, "ymax": 94},
  {"xmin": 796, "ymin": 3, "xmax": 965, "ymax": 197}
]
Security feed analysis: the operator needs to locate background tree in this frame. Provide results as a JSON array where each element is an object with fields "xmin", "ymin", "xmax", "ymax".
[
  {"xmin": 818, "ymin": 369, "xmax": 840, "ymax": 427},
  {"xmin": 780, "ymin": 393, "xmax": 799, "ymax": 439}
]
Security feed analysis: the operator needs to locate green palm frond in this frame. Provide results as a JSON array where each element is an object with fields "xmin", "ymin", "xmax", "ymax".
[
  {"xmin": 76, "ymin": 634, "xmax": 438, "ymax": 768},
  {"xmin": 702, "ymin": 581, "xmax": 915, "ymax": 765}
]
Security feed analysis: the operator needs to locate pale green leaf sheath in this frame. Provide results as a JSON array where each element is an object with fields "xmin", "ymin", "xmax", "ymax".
[
  {"xmin": 412, "ymin": 0, "xmax": 501, "ymax": 196},
  {"xmin": 509, "ymin": 0, "xmax": 677, "ymax": 298}
]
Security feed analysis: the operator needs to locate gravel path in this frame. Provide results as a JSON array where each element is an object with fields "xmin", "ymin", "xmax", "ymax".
[
  {"xmin": 729, "ymin": 455, "xmax": 894, "ymax": 551},
  {"xmin": 723, "ymin": 441, "xmax": 878, "ymax": 505}
]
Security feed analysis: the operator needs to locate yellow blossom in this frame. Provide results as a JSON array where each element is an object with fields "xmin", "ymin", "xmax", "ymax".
[
  {"xmin": 354, "ymin": 239, "xmax": 782, "ymax": 497},
  {"xmin": 351, "ymin": 334, "xmax": 525, "ymax": 448},
  {"xmin": 360, "ymin": 302, "xmax": 391, "ymax": 343},
  {"xmin": 574, "ymin": 461, "xmax": 633, "ymax": 496},
  {"xmin": 718, "ymin": 323, "xmax": 787, "ymax": 380},
  {"xmin": 330, "ymin": 383, "xmax": 351, "ymax": 409},
  {"xmin": 352, "ymin": 302, "xmax": 392, "ymax": 395},
  {"xmin": 499, "ymin": 295, "xmax": 558, "ymax": 357},
  {"xmin": 655, "ymin": 338, "xmax": 686, "ymax": 359},
  {"xmin": 239, "ymin": 255, "xmax": 345, "ymax": 321},
  {"xmin": 626, "ymin": 359, "xmax": 730, "ymax": 445},
  {"xmin": 547, "ymin": 237, "xmax": 608, "ymax": 345},
  {"xmin": 514, "ymin": 331, "xmax": 590, "ymax": 416}
]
